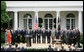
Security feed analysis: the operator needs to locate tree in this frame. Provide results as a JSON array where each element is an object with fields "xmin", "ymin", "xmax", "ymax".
[{"xmin": 1, "ymin": 1, "xmax": 11, "ymax": 28}]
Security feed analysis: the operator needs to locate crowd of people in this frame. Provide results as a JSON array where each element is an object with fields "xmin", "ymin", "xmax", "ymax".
[
  {"xmin": 1, "ymin": 44, "xmax": 83, "ymax": 51},
  {"xmin": 1, "ymin": 44, "xmax": 25, "ymax": 51},
  {"xmin": 47, "ymin": 44, "xmax": 83, "ymax": 51},
  {"xmin": 4, "ymin": 27, "xmax": 81, "ymax": 47},
  {"xmin": 2, "ymin": 23, "xmax": 82, "ymax": 51}
]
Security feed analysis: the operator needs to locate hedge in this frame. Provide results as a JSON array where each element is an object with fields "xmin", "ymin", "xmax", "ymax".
[
  {"xmin": 1, "ymin": 31, "xmax": 5, "ymax": 43},
  {"xmin": 80, "ymin": 34, "xmax": 83, "ymax": 44}
]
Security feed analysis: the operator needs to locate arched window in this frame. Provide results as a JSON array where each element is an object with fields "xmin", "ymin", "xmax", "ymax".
[
  {"xmin": 44, "ymin": 13, "xmax": 53, "ymax": 29},
  {"xmin": 24, "ymin": 13, "xmax": 32, "ymax": 18},
  {"xmin": 23, "ymin": 13, "xmax": 32, "ymax": 29},
  {"xmin": 66, "ymin": 13, "xmax": 75, "ymax": 30}
]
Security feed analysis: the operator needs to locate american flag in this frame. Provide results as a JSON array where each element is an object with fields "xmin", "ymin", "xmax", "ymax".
[{"xmin": 34, "ymin": 16, "xmax": 38, "ymax": 30}]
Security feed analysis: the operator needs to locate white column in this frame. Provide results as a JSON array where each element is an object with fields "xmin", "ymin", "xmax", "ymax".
[
  {"xmin": 50, "ymin": 36, "xmax": 52, "ymax": 44},
  {"xmin": 36, "ymin": 35, "xmax": 37, "ymax": 44},
  {"xmin": 78, "ymin": 11, "xmax": 83, "ymax": 33},
  {"xmin": 41, "ymin": 35, "xmax": 42, "ymax": 44},
  {"xmin": 46, "ymin": 36, "xmax": 47, "ymax": 44},
  {"xmin": 14, "ymin": 11, "xmax": 18, "ymax": 30},
  {"xmin": 56, "ymin": 11, "xmax": 60, "ymax": 28}
]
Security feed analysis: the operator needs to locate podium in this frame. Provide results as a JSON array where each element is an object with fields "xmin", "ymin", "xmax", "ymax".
[{"xmin": 25, "ymin": 35, "xmax": 32, "ymax": 47}]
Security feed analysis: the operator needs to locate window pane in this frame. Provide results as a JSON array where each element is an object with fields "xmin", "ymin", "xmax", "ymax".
[
  {"xmin": 23, "ymin": 19, "xmax": 27, "ymax": 29},
  {"xmin": 71, "ymin": 19, "xmax": 75, "ymax": 29},
  {"xmin": 49, "ymin": 19, "xmax": 53, "ymax": 29},
  {"xmin": 28, "ymin": 19, "xmax": 32, "ymax": 29},
  {"xmin": 66, "ymin": 19, "xmax": 70, "ymax": 29},
  {"xmin": 44, "ymin": 19, "xmax": 48, "ymax": 29}
]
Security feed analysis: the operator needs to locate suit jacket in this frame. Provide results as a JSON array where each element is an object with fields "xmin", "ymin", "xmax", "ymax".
[
  {"xmin": 32, "ymin": 30, "xmax": 37, "ymax": 37},
  {"xmin": 37, "ymin": 29, "xmax": 42, "ymax": 34},
  {"xmin": 61, "ymin": 30, "xmax": 65, "ymax": 39},
  {"xmin": 36, "ymin": 29, "xmax": 42, "ymax": 36},
  {"xmin": 42, "ymin": 30, "xmax": 46, "ymax": 36},
  {"xmin": 16, "ymin": 30, "xmax": 21, "ymax": 36},
  {"xmin": 55, "ymin": 30, "xmax": 60, "ymax": 36},
  {"xmin": 14, "ymin": 30, "xmax": 17, "ymax": 39},
  {"xmin": 66, "ymin": 31, "xmax": 69, "ymax": 39},
  {"xmin": 76, "ymin": 30, "xmax": 80, "ymax": 39},
  {"xmin": 21, "ymin": 30, "xmax": 26, "ymax": 37},
  {"xmin": 47, "ymin": 30, "xmax": 51, "ymax": 36},
  {"xmin": 68, "ymin": 31, "xmax": 73, "ymax": 39},
  {"xmin": 25, "ymin": 30, "xmax": 31, "ymax": 36}
]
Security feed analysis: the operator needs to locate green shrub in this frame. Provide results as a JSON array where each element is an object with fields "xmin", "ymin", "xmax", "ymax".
[
  {"xmin": 1, "ymin": 31, "xmax": 5, "ymax": 43},
  {"xmin": 38, "ymin": 18, "xmax": 43, "ymax": 23},
  {"xmin": 39, "ymin": 24, "xmax": 42, "ymax": 28},
  {"xmin": 80, "ymin": 33, "xmax": 83, "ymax": 44}
]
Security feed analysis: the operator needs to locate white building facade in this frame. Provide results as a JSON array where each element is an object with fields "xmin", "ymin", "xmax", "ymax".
[{"xmin": 6, "ymin": 1, "xmax": 83, "ymax": 33}]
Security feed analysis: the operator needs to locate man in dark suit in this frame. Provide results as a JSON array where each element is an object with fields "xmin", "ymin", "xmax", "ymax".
[
  {"xmin": 68, "ymin": 29, "xmax": 73, "ymax": 45},
  {"xmin": 11, "ymin": 29, "xmax": 15, "ymax": 45},
  {"xmin": 14, "ymin": 29, "xmax": 17, "ymax": 43},
  {"xmin": 65, "ymin": 29, "xmax": 69, "ymax": 44},
  {"xmin": 37, "ymin": 27, "xmax": 42, "ymax": 43},
  {"xmin": 16, "ymin": 28, "xmax": 21, "ymax": 43},
  {"xmin": 76, "ymin": 28, "xmax": 80, "ymax": 47},
  {"xmin": 32, "ymin": 29, "xmax": 37, "ymax": 43},
  {"xmin": 60, "ymin": 28, "xmax": 65, "ymax": 43},
  {"xmin": 42, "ymin": 28, "xmax": 46, "ymax": 43},
  {"xmin": 55, "ymin": 28, "xmax": 60, "ymax": 39},
  {"xmin": 47, "ymin": 28, "xmax": 51, "ymax": 43},
  {"xmin": 73, "ymin": 29, "xmax": 77, "ymax": 46},
  {"xmin": 21, "ymin": 28, "xmax": 26, "ymax": 43}
]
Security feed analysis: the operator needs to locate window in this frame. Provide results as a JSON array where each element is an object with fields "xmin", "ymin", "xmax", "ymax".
[
  {"xmin": 23, "ymin": 13, "xmax": 32, "ymax": 29},
  {"xmin": 44, "ymin": 13, "xmax": 53, "ymax": 29},
  {"xmin": 66, "ymin": 13, "xmax": 75, "ymax": 30}
]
